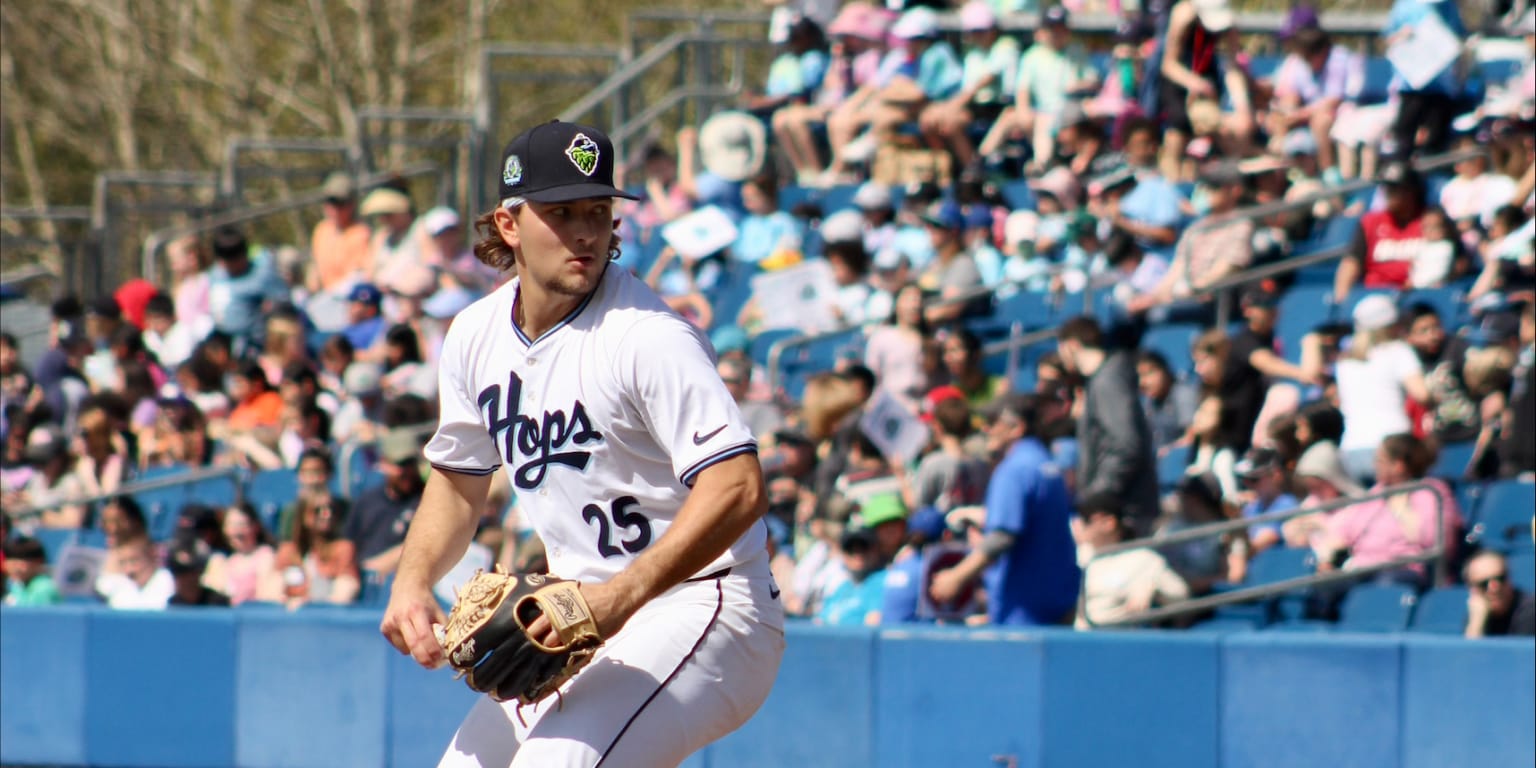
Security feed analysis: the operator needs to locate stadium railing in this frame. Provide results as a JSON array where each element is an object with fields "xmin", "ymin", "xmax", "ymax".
[
  {"xmin": 1080, "ymin": 479, "xmax": 1453, "ymax": 629},
  {"xmin": 9, "ymin": 464, "xmax": 245, "ymax": 526}
]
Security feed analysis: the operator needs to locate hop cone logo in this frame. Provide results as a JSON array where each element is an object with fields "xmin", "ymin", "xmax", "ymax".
[{"xmin": 566, "ymin": 134, "xmax": 599, "ymax": 176}]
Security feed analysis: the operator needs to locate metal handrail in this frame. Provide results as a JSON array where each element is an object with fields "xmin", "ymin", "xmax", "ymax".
[
  {"xmin": 138, "ymin": 163, "xmax": 440, "ymax": 284},
  {"xmin": 8, "ymin": 465, "xmax": 245, "ymax": 520},
  {"xmin": 558, "ymin": 30, "xmax": 696, "ymax": 126},
  {"xmin": 1083, "ymin": 479, "xmax": 1450, "ymax": 628}
]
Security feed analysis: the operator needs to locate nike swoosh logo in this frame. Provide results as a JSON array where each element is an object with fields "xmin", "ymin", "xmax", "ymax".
[
  {"xmin": 692, "ymin": 425, "xmax": 727, "ymax": 445},
  {"xmin": 769, "ymin": 584, "xmax": 781, "ymax": 600}
]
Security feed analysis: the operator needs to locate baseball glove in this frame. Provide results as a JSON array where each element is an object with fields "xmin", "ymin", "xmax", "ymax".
[{"xmin": 437, "ymin": 568, "xmax": 603, "ymax": 705}]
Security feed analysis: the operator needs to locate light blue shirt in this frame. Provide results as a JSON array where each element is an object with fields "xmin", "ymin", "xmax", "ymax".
[
  {"xmin": 916, "ymin": 41, "xmax": 965, "ymax": 101},
  {"xmin": 1120, "ymin": 176, "xmax": 1186, "ymax": 264},
  {"xmin": 209, "ymin": 251, "xmax": 288, "ymax": 339},
  {"xmin": 733, "ymin": 212, "xmax": 803, "ymax": 264},
  {"xmin": 818, "ymin": 569, "xmax": 889, "ymax": 627}
]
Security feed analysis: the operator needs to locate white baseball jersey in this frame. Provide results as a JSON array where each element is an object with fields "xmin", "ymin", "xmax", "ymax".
[{"xmin": 424, "ymin": 263, "xmax": 765, "ymax": 583}]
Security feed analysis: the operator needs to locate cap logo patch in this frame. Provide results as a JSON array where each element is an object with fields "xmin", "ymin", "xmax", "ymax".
[
  {"xmin": 565, "ymin": 133, "xmax": 599, "ymax": 176},
  {"xmin": 503, "ymin": 154, "xmax": 523, "ymax": 186}
]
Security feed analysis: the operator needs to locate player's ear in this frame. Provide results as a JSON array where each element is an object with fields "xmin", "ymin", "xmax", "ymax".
[{"xmin": 493, "ymin": 205, "xmax": 521, "ymax": 249}]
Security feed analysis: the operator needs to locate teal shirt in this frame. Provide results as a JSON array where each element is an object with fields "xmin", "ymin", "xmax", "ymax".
[
  {"xmin": 818, "ymin": 570, "xmax": 890, "ymax": 627},
  {"xmin": 962, "ymin": 36, "xmax": 1021, "ymax": 104},
  {"xmin": 916, "ymin": 42, "xmax": 965, "ymax": 101},
  {"xmin": 5, "ymin": 574, "xmax": 62, "ymax": 606}
]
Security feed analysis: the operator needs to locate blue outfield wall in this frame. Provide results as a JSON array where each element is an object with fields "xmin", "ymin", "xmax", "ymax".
[{"xmin": 1, "ymin": 607, "xmax": 1532, "ymax": 768}]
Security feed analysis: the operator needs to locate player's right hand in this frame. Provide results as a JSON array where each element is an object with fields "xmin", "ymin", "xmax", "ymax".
[{"xmin": 380, "ymin": 583, "xmax": 448, "ymax": 669}]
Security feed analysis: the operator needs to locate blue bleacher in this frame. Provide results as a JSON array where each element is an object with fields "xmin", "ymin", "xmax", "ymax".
[
  {"xmin": 1276, "ymin": 284, "xmax": 1332, "ymax": 362},
  {"xmin": 34, "ymin": 528, "xmax": 77, "ymax": 562},
  {"xmin": 775, "ymin": 328, "xmax": 864, "ymax": 400},
  {"xmin": 1409, "ymin": 586, "xmax": 1469, "ymax": 635},
  {"xmin": 989, "ymin": 289, "xmax": 1063, "ymax": 331},
  {"xmin": 1157, "ymin": 445, "xmax": 1192, "ymax": 490},
  {"xmin": 748, "ymin": 328, "xmax": 800, "ymax": 368},
  {"xmin": 1400, "ymin": 286, "xmax": 1464, "ymax": 325},
  {"xmin": 1337, "ymin": 584, "xmax": 1417, "ymax": 634},
  {"xmin": 1508, "ymin": 551, "xmax": 1536, "ymax": 593},
  {"xmin": 1140, "ymin": 324, "xmax": 1202, "ymax": 376},
  {"xmin": 1266, "ymin": 619, "xmax": 1335, "ymax": 632},
  {"xmin": 1357, "ymin": 57, "xmax": 1394, "ymax": 105},
  {"xmin": 1429, "ymin": 441, "xmax": 1476, "ymax": 482},
  {"xmin": 1469, "ymin": 480, "xmax": 1535, "ymax": 553},
  {"xmin": 246, "ymin": 468, "xmax": 300, "ymax": 533},
  {"xmin": 999, "ymin": 180, "xmax": 1034, "ymax": 211},
  {"xmin": 1215, "ymin": 547, "xmax": 1317, "ymax": 625},
  {"xmin": 1191, "ymin": 617, "xmax": 1261, "ymax": 633}
]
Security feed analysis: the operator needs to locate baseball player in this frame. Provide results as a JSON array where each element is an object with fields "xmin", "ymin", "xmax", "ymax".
[{"xmin": 379, "ymin": 120, "xmax": 785, "ymax": 767}]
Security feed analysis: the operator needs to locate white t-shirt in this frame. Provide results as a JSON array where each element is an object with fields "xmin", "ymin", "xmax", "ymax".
[
  {"xmin": 424, "ymin": 264, "xmax": 765, "ymax": 582},
  {"xmin": 1336, "ymin": 340, "xmax": 1423, "ymax": 451},
  {"xmin": 1076, "ymin": 547, "xmax": 1190, "ymax": 629},
  {"xmin": 96, "ymin": 569, "xmax": 174, "ymax": 610},
  {"xmin": 1439, "ymin": 173, "xmax": 1518, "ymax": 229}
]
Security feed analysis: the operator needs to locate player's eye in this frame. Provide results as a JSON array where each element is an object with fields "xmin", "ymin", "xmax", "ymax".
[{"xmin": 549, "ymin": 207, "xmax": 570, "ymax": 218}]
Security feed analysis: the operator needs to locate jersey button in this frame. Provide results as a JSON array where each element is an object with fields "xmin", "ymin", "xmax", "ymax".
[
  {"xmin": 539, "ymin": 489, "xmax": 548, "ymax": 497},
  {"xmin": 527, "ymin": 357, "xmax": 537, "ymax": 365}
]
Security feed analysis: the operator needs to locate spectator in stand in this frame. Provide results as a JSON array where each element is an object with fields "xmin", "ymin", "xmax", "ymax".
[
  {"xmin": 342, "ymin": 283, "xmax": 387, "ymax": 352},
  {"xmin": 1084, "ymin": 19, "xmax": 1149, "ymax": 126},
  {"xmin": 1404, "ymin": 303, "xmax": 1480, "ymax": 443},
  {"xmin": 1158, "ymin": 0, "xmax": 1240, "ymax": 180},
  {"xmin": 165, "ymin": 235, "xmax": 214, "ymax": 336},
  {"xmin": 921, "ymin": 1, "xmax": 1019, "ymax": 175},
  {"xmin": 1233, "ymin": 447, "xmax": 1297, "ymax": 555},
  {"xmin": 719, "ymin": 357, "xmax": 783, "ymax": 439},
  {"xmin": 816, "ymin": 494, "xmax": 907, "ymax": 626},
  {"xmin": 1127, "ymin": 162, "xmax": 1252, "ymax": 315},
  {"xmin": 824, "ymin": 7, "xmax": 963, "ymax": 183},
  {"xmin": 740, "ymin": 16, "xmax": 829, "ymax": 118},
  {"xmin": 1440, "ymin": 136, "xmax": 1520, "ymax": 243},
  {"xmin": 850, "ymin": 182, "xmax": 899, "ymax": 257},
  {"xmin": 618, "ymin": 141, "xmax": 693, "ymax": 251},
  {"xmin": 141, "ymin": 399, "xmax": 212, "ymax": 471},
  {"xmin": 96, "ymin": 496, "xmax": 149, "ymax": 579},
  {"xmin": 929, "ymin": 393, "xmax": 1081, "ymax": 626},
  {"xmin": 96, "ymin": 535, "xmax": 172, "ymax": 610},
  {"xmin": 207, "ymin": 226, "xmax": 287, "ymax": 349},
  {"xmin": 71, "ymin": 403, "xmax": 126, "ymax": 499},
  {"xmin": 865, "ymin": 283, "xmax": 932, "ymax": 414},
  {"xmin": 1157, "ymin": 471, "xmax": 1236, "ymax": 592},
  {"xmin": 823, "ymin": 234, "xmax": 879, "ymax": 327},
  {"xmin": 2, "ymin": 536, "xmax": 61, "ymax": 606},
  {"xmin": 341, "ymin": 428, "xmax": 425, "ymax": 574},
  {"xmin": 224, "ymin": 361, "xmax": 285, "ymax": 434},
  {"xmin": 275, "ymin": 495, "xmax": 359, "ymax": 608},
  {"xmin": 1268, "ymin": 26, "xmax": 1357, "ymax": 183},
  {"xmin": 15, "ymin": 426, "xmax": 85, "ymax": 529},
  {"xmin": 201, "ymin": 503, "xmax": 277, "ymax": 605},
  {"xmin": 1493, "ymin": 301, "xmax": 1534, "ymax": 477},
  {"xmin": 332, "ymin": 362, "xmax": 385, "ymax": 444},
  {"xmin": 907, "ymin": 391, "xmax": 990, "ymax": 513},
  {"xmin": 1470, "ymin": 206, "xmax": 1535, "ymax": 302},
  {"xmin": 733, "ymin": 174, "xmax": 804, "ymax": 268},
  {"xmin": 166, "ymin": 537, "xmax": 230, "ymax": 607},
  {"xmin": 1465, "ymin": 550, "xmax": 1536, "ymax": 637},
  {"xmin": 1336, "ymin": 295, "xmax": 1431, "ymax": 484},
  {"xmin": 141, "ymin": 293, "xmax": 200, "ymax": 371},
  {"xmin": 1335, "ymin": 162, "xmax": 1431, "ymax": 301},
  {"xmin": 1281, "ymin": 439, "xmax": 1367, "ymax": 548},
  {"xmin": 933, "ymin": 328, "xmax": 1002, "ymax": 409},
  {"xmin": 1092, "ymin": 161, "xmax": 1183, "ymax": 273},
  {"xmin": 1383, "ymin": 0, "xmax": 1467, "ymax": 158},
  {"xmin": 80, "ymin": 297, "xmax": 124, "ymax": 392},
  {"xmin": 774, "ymin": 2, "xmax": 890, "ymax": 184},
  {"xmin": 916, "ymin": 202, "xmax": 983, "ymax": 325},
  {"xmin": 1057, "ymin": 317, "xmax": 1159, "ymax": 533},
  {"xmin": 1073, "ymin": 493, "xmax": 1189, "ymax": 628},
  {"xmin": 978, "ymin": 5, "xmax": 1096, "ymax": 171},
  {"xmin": 311, "ymin": 172, "xmax": 373, "ymax": 294},
  {"xmin": 256, "ymin": 310, "xmax": 307, "ymax": 387},
  {"xmin": 1138, "ymin": 349, "xmax": 1201, "ymax": 452},
  {"xmin": 360, "ymin": 187, "xmax": 420, "ymax": 285},
  {"xmin": 1313, "ymin": 433, "xmax": 1464, "ymax": 595},
  {"xmin": 317, "ymin": 334, "xmax": 355, "ymax": 397}
]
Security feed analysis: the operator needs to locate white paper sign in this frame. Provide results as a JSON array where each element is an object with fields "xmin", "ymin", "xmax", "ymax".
[
  {"xmin": 53, "ymin": 545, "xmax": 107, "ymax": 597},
  {"xmin": 434, "ymin": 541, "xmax": 494, "ymax": 605},
  {"xmin": 749, "ymin": 259, "xmax": 841, "ymax": 333},
  {"xmin": 661, "ymin": 205, "xmax": 739, "ymax": 261},
  {"xmin": 1387, "ymin": 11, "xmax": 1463, "ymax": 91},
  {"xmin": 858, "ymin": 389, "xmax": 931, "ymax": 465}
]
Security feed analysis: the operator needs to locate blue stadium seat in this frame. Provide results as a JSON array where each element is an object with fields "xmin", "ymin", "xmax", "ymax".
[
  {"xmin": 1216, "ymin": 548, "xmax": 1318, "ymax": 625},
  {"xmin": 1469, "ymin": 481, "xmax": 1535, "ymax": 553},
  {"xmin": 1140, "ymin": 324, "xmax": 1202, "ymax": 375},
  {"xmin": 1480, "ymin": 58, "xmax": 1522, "ymax": 86},
  {"xmin": 1265, "ymin": 619, "xmax": 1334, "ymax": 632},
  {"xmin": 34, "ymin": 528, "xmax": 77, "ymax": 562},
  {"xmin": 1247, "ymin": 55, "xmax": 1283, "ymax": 81},
  {"xmin": 999, "ymin": 180, "xmax": 1034, "ymax": 211},
  {"xmin": 1409, "ymin": 586, "xmax": 1469, "ymax": 635},
  {"xmin": 1337, "ymin": 584, "xmax": 1417, "ymax": 633},
  {"xmin": 1191, "ymin": 617, "xmax": 1261, "ymax": 633},
  {"xmin": 186, "ymin": 475, "xmax": 238, "ymax": 510},
  {"xmin": 75, "ymin": 528, "xmax": 107, "ymax": 549},
  {"xmin": 1399, "ymin": 287, "xmax": 1464, "ymax": 326},
  {"xmin": 246, "ymin": 468, "xmax": 300, "ymax": 534},
  {"xmin": 1507, "ymin": 551, "xmax": 1536, "ymax": 593},
  {"xmin": 1293, "ymin": 213, "xmax": 1359, "ymax": 258},
  {"xmin": 820, "ymin": 184, "xmax": 861, "ymax": 215},
  {"xmin": 1157, "ymin": 445, "xmax": 1191, "ymax": 490},
  {"xmin": 778, "ymin": 184, "xmax": 813, "ymax": 213},
  {"xmin": 1357, "ymin": 57, "xmax": 1394, "ymax": 104},
  {"xmin": 1429, "ymin": 441, "xmax": 1476, "ymax": 481},
  {"xmin": 705, "ymin": 261, "xmax": 760, "ymax": 336},
  {"xmin": 749, "ymin": 329, "xmax": 801, "ymax": 368},
  {"xmin": 1276, "ymin": 284, "xmax": 1332, "ymax": 362},
  {"xmin": 991, "ymin": 289, "xmax": 1063, "ymax": 330}
]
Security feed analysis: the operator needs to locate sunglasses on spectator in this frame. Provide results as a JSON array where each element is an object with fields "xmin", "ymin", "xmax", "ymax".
[{"xmin": 1474, "ymin": 573, "xmax": 1508, "ymax": 591}]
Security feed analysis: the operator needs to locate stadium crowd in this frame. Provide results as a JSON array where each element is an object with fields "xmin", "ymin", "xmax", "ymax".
[{"xmin": 3, "ymin": 0, "xmax": 1535, "ymax": 638}]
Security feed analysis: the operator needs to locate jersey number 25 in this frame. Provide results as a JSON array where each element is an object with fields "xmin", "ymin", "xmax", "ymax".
[{"xmin": 582, "ymin": 496, "xmax": 653, "ymax": 558}]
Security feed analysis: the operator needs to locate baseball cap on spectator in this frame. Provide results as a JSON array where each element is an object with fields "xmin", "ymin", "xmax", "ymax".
[
  {"xmin": 921, "ymin": 385, "xmax": 967, "ymax": 423},
  {"xmin": 1279, "ymin": 4, "xmax": 1320, "ymax": 41},
  {"xmin": 1004, "ymin": 210, "xmax": 1040, "ymax": 251},
  {"xmin": 922, "ymin": 200, "xmax": 965, "ymax": 231},
  {"xmin": 322, "ymin": 172, "xmax": 355, "ymax": 202},
  {"xmin": 892, "ymin": 7, "xmax": 940, "ymax": 39},
  {"xmin": 1193, "ymin": 0, "xmax": 1235, "ymax": 32},
  {"xmin": 1029, "ymin": 166, "xmax": 1082, "ymax": 209},
  {"xmin": 1467, "ymin": 311, "xmax": 1522, "ymax": 348},
  {"xmin": 343, "ymin": 361, "xmax": 384, "ymax": 395},
  {"xmin": 1352, "ymin": 294, "xmax": 1398, "ymax": 332},
  {"xmin": 710, "ymin": 325, "xmax": 751, "ymax": 357},
  {"xmin": 855, "ymin": 493, "xmax": 909, "ymax": 528},
  {"xmin": 420, "ymin": 206, "xmax": 460, "ymax": 236},
  {"xmin": 981, "ymin": 391, "xmax": 1039, "ymax": 423},
  {"xmin": 1177, "ymin": 471, "xmax": 1224, "ymax": 508},
  {"xmin": 1295, "ymin": 441, "xmax": 1365, "ymax": 497},
  {"xmin": 908, "ymin": 505, "xmax": 948, "ymax": 542},
  {"xmin": 959, "ymin": 1, "xmax": 997, "ymax": 31},
  {"xmin": 1042, "ymin": 5, "xmax": 1070, "ymax": 27},
  {"xmin": 821, "ymin": 209, "xmax": 866, "ymax": 245},
  {"xmin": 964, "ymin": 205, "xmax": 994, "ymax": 232},
  {"xmin": 1377, "ymin": 160, "xmax": 1424, "ymax": 192},
  {"xmin": 87, "ymin": 295, "xmax": 122, "ymax": 321},
  {"xmin": 114, "ymin": 279, "xmax": 157, "ymax": 330},
  {"xmin": 1199, "ymin": 161, "xmax": 1246, "ymax": 190},
  {"xmin": 1115, "ymin": 17, "xmax": 1151, "ymax": 44},
  {"xmin": 1235, "ymin": 447, "xmax": 1283, "ymax": 478},
  {"xmin": 1088, "ymin": 167, "xmax": 1137, "ymax": 198},
  {"xmin": 498, "ymin": 121, "xmax": 639, "ymax": 205},
  {"xmin": 24, "ymin": 425, "xmax": 68, "ymax": 464},
  {"xmin": 360, "ymin": 188, "xmax": 412, "ymax": 217},
  {"xmin": 872, "ymin": 247, "xmax": 908, "ymax": 273},
  {"xmin": 853, "ymin": 182, "xmax": 895, "ymax": 211},
  {"xmin": 828, "ymin": 2, "xmax": 888, "ymax": 42},
  {"xmin": 166, "ymin": 537, "xmax": 212, "ymax": 576},
  {"xmin": 380, "ymin": 427, "xmax": 425, "ymax": 465},
  {"xmin": 348, "ymin": 283, "xmax": 384, "ymax": 307}
]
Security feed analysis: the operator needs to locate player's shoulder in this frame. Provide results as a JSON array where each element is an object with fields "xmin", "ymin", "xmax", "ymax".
[
  {"xmin": 441, "ymin": 280, "xmax": 517, "ymax": 355},
  {"xmin": 591, "ymin": 266, "xmax": 706, "ymax": 342}
]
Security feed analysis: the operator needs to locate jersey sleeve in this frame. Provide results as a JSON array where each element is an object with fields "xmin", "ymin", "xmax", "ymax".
[
  {"xmin": 615, "ymin": 315, "xmax": 757, "ymax": 487},
  {"xmin": 422, "ymin": 320, "xmax": 502, "ymax": 475}
]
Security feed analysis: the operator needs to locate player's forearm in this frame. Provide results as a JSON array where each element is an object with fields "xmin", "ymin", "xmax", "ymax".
[
  {"xmin": 609, "ymin": 454, "xmax": 766, "ymax": 609},
  {"xmin": 395, "ymin": 468, "xmax": 491, "ymax": 591}
]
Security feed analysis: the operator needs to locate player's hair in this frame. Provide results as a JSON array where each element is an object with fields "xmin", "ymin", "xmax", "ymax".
[{"xmin": 471, "ymin": 205, "xmax": 624, "ymax": 273}]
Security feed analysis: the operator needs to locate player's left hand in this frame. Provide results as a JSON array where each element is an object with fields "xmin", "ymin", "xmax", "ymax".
[{"xmin": 523, "ymin": 580, "xmax": 636, "ymax": 647}]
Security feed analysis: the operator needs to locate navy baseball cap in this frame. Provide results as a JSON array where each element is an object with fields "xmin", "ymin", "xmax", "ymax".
[
  {"xmin": 347, "ymin": 283, "xmax": 383, "ymax": 306},
  {"xmin": 922, "ymin": 200, "xmax": 965, "ymax": 231},
  {"xmin": 498, "ymin": 120, "xmax": 639, "ymax": 205}
]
